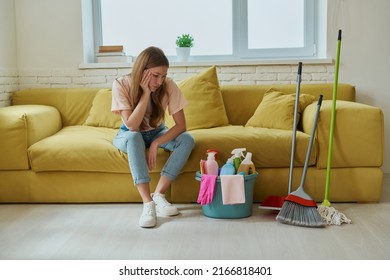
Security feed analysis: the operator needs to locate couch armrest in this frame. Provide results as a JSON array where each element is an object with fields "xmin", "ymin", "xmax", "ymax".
[
  {"xmin": 0, "ymin": 105, "xmax": 62, "ymax": 170},
  {"xmin": 302, "ymin": 100, "xmax": 384, "ymax": 168}
]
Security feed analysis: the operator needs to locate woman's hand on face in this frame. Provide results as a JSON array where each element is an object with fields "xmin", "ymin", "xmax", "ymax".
[{"xmin": 140, "ymin": 69, "xmax": 152, "ymax": 95}]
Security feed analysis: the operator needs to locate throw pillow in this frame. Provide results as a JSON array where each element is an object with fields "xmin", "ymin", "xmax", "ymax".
[
  {"xmin": 165, "ymin": 66, "xmax": 229, "ymax": 130},
  {"xmin": 245, "ymin": 91, "xmax": 315, "ymax": 130},
  {"xmin": 84, "ymin": 89, "xmax": 122, "ymax": 129}
]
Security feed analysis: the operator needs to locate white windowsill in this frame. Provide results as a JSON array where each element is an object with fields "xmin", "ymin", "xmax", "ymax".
[{"xmin": 79, "ymin": 57, "xmax": 333, "ymax": 69}]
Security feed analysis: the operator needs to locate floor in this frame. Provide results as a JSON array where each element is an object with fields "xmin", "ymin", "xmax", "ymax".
[{"xmin": 0, "ymin": 174, "xmax": 389, "ymax": 260}]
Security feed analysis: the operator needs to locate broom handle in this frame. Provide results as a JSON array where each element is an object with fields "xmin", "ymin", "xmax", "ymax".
[
  {"xmin": 288, "ymin": 62, "xmax": 302, "ymax": 194},
  {"xmin": 300, "ymin": 95, "xmax": 323, "ymax": 189},
  {"xmin": 323, "ymin": 29, "xmax": 342, "ymax": 206}
]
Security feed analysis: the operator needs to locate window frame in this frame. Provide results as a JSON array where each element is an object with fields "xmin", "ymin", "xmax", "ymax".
[{"xmin": 92, "ymin": 0, "xmax": 317, "ymax": 62}]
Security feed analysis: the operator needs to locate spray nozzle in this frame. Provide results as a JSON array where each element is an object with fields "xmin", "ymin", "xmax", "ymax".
[
  {"xmin": 231, "ymin": 148, "xmax": 246, "ymax": 159},
  {"xmin": 242, "ymin": 152, "xmax": 253, "ymax": 163}
]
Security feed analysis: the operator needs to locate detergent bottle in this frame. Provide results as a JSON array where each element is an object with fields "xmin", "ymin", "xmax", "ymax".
[
  {"xmin": 237, "ymin": 152, "xmax": 256, "ymax": 175},
  {"xmin": 220, "ymin": 156, "xmax": 236, "ymax": 175},
  {"xmin": 231, "ymin": 148, "xmax": 246, "ymax": 172},
  {"xmin": 204, "ymin": 150, "xmax": 219, "ymax": 175}
]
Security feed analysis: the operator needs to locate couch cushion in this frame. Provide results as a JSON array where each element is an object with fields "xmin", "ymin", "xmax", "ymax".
[
  {"xmin": 0, "ymin": 105, "xmax": 62, "ymax": 170},
  {"xmin": 28, "ymin": 126, "xmax": 169, "ymax": 173},
  {"xmin": 165, "ymin": 66, "xmax": 229, "ymax": 130},
  {"xmin": 245, "ymin": 91, "xmax": 315, "ymax": 130},
  {"xmin": 183, "ymin": 126, "xmax": 316, "ymax": 172},
  {"xmin": 305, "ymin": 100, "xmax": 384, "ymax": 168},
  {"xmin": 12, "ymin": 88, "xmax": 101, "ymax": 126},
  {"xmin": 221, "ymin": 83, "xmax": 355, "ymax": 126},
  {"xmin": 84, "ymin": 89, "xmax": 122, "ymax": 129}
]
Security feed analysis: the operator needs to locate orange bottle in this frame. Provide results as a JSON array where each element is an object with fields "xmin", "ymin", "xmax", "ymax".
[{"xmin": 237, "ymin": 152, "xmax": 256, "ymax": 175}]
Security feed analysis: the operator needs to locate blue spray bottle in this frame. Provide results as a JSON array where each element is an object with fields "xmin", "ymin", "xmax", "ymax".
[{"xmin": 220, "ymin": 156, "xmax": 236, "ymax": 175}]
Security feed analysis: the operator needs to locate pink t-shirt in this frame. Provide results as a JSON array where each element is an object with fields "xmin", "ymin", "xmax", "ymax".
[{"xmin": 111, "ymin": 75, "xmax": 188, "ymax": 131}]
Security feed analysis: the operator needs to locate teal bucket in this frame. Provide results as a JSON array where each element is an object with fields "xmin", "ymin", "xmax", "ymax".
[{"xmin": 195, "ymin": 171, "xmax": 258, "ymax": 219}]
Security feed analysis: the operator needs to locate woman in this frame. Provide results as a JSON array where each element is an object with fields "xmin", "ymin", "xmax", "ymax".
[{"xmin": 111, "ymin": 46, "xmax": 195, "ymax": 228}]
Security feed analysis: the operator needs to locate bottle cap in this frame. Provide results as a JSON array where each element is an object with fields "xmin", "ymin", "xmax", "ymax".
[{"xmin": 206, "ymin": 149, "xmax": 218, "ymax": 159}]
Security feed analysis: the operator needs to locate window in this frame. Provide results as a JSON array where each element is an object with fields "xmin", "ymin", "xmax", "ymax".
[{"xmin": 93, "ymin": 0, "xmax": 317, "ymax": 61}]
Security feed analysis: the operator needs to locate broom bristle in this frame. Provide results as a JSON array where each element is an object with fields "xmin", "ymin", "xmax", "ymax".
[{"xmin": 276, "ymin": 201, "xmax": 326, "ymax": 228}]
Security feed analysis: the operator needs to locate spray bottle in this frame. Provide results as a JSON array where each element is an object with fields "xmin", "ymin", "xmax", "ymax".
[
  {"xmin": 237, "ymin": 152, "xmax": 256, "ymax": 175},
  {"xmin": 204, "ymin": 149, "xmax": 219, "ymax": 175},
  {"xmin": 231, "ymin": 148, "xmax": 246, "ymax": 173},
  {"xmin": 220, "ymin": 156, "xmax": 236, "ymax": 175}
]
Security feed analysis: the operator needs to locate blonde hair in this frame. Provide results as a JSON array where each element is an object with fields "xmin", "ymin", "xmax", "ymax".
[{"xmin": 130, "ymin": 46, "xmax": 169, "ymax": 130}]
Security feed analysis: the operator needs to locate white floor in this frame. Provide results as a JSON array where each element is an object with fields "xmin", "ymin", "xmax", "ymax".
[{"xmin": 0, "ymin": 174, "xmax": 389, "ymax": 260}]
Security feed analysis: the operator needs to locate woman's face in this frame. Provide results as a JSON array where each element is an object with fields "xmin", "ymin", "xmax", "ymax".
[{"xmin": 148, "ymin": 65, "xmax": 168, "ymax": 92}]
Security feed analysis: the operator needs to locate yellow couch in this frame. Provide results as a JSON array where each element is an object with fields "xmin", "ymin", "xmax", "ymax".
[{"xmin": 0, "ymin": 69, "xmax": 384, "ymax": 204}]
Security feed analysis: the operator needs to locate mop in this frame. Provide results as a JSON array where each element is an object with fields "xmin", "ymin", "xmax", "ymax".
[
  {"xmin": 276, "ymin": 95, "xmax": 326, "ymax": 227},
  {"xmin": 317, "ymin": 29, "xmax": 351, "ymax": 226},
  {"xmin": 258, "ymin": 62, "xmax": 303, "ymax": 211}
]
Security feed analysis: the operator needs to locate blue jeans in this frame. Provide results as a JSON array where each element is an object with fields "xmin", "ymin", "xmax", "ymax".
[{"xmin": 113, "ymin": 123, "xmax": 195, "ymax": 185}]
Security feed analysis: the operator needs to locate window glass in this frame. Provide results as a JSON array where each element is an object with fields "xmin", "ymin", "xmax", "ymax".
[
  {"xmin": 248, "ymin": 0, "xmax": 304, "ymax": 49},
  {"xmin": 100, "ymin": 0, "xmax": 232, "ymax": 56},
  {"xmin": 97, "ymin": 0, "xmax": 316, "ymax": 60}
]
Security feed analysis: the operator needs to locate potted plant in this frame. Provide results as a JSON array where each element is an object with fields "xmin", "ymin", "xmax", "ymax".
[{"xmin": 176, "ymin": 34, "xmax": 194, "ymax": 61}]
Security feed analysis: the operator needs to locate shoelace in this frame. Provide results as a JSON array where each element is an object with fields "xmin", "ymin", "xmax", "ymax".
[
  {"xmin": 143, "ymin": 203, "xmax": 155, "ymax": 215},
  {"xmin": 154, "ymin": 195, "xmax": 171, "ymax": 207}
]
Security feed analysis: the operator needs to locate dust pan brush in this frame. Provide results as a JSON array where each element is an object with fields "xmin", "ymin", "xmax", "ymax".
[
  {"xmin": 276, "ymin": 95, "xmax": 325, "ymax": 228},
  {"xmin": 317, "ymin": 29, "xmax": 351, "ymax": 226}
]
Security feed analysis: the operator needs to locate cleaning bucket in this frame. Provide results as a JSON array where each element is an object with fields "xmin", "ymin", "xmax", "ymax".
[{"xmin": 195, "ymin": 172, "xmax": 258, "ymax": 219}]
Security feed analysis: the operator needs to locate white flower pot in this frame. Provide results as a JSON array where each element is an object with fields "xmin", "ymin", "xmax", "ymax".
[{"xmin": 176, "ymin": 47, "xmax": 191, "ymax": 61}]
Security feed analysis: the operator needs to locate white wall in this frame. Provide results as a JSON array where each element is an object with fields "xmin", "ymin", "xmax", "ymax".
[
  {"xmin": 0, "ymin": 0, "xmax": 18, "ymax": 107},
  {"xmin": 328, "ymin": 0, "xmax": 390, "ymax": 108},
  {"xmin": 14, "ymin": 0, "xmax": 84, "ymax": 69},
  {"xmin": 326, "ymin": 0, "xmax": 390, "ymax": 173},
  {"xmin": 0, "ymin": 0, "xmax": 17, "ymax": 68},
  {"xmin": 1, "ymin": 0, "xmax": 389, "ymax": 173}
]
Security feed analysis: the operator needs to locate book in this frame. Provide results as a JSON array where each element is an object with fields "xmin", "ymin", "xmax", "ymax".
[
  {"xmin": 96, "ymin": 52, "xmax": 126, "ymax": 57},
  {"xmin": 99, "ymin": 45, "xmax": 124, "ymax": 53},
  {"xmin": 97, "ymin": 55, "xmax": 132, "ymax": 63}
]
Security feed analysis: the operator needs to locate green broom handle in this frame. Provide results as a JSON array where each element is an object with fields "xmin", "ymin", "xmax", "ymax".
[{"xmin": 323, "ymin": 29, "xmax": 342, "ymax": 207}]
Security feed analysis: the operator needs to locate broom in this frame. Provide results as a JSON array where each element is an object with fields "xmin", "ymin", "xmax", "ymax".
[
  {"xmin": 259, "ymin": 62, "xmax": 303, "ymax": 210},
  {"xmin": 317, "ymin": 29, "xmax": 351, "ymax": 226},
  {"xmin": 276, "ymin": 95, "xmax": 326, "ymax": 227}
]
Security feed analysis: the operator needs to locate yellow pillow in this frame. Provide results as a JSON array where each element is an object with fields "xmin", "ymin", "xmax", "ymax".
[
  {"xmin": 245, "ymin": 91, "xmax": 315, "ymax": 130},
  {"xmin": 166, "ymin": 66, "xmax": 229, "ymax": 130},
  {"xmin": 84, "ymin": 89, "xmax": 122, "ymax": 129}
]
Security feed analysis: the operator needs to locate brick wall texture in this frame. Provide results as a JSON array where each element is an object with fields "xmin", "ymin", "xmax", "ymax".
[{"xmin": 0, "ymin": 64, "xmax": 335, "ymax": 107}]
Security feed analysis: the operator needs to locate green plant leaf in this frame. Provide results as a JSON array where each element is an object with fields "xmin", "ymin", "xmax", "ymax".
[{"xmin": 176, "ymin": 34, "xmax": 194, "ymax": 48}]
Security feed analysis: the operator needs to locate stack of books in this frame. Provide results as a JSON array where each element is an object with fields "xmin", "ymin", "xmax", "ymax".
[{"xmin": 96, "ymin": 45, "xmax": 132, "ymax": 63}]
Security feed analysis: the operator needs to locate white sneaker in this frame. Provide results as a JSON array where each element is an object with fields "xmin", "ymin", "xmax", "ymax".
[
  {"xmin": 152, "ymin": 193, "xmax": 179, "ymax": 216},
  {"xmin": 139, "ymin": 201, "xmax": 156, "ymax": 228}
]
